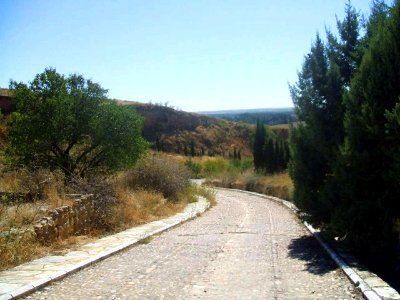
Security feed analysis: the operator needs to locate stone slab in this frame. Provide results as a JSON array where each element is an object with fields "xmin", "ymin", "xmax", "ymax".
[{"xmin": 374, "ymin": 286, "xmax": 400, "ymax": 300}]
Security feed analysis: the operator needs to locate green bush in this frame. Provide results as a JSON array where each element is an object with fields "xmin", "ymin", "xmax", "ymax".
[
  {"xmin": 184, "ymin": 160, "xmax": 202, "ymax": 178},
  {"xmin": 202, "ymin": 158, "xmax": 228, "ymax": 177},
  {"xmin": 226, "ymin": 158, "xmax": 253, "ymax": 174},
  {"xmin": 124, "ymin": 156, "xmax": 191, "ymax": 200}
]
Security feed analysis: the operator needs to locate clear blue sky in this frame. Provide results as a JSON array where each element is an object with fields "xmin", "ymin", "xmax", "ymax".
[{"xmin": 1, "ymin": 1, "xmax": 376, "ymax": 111}]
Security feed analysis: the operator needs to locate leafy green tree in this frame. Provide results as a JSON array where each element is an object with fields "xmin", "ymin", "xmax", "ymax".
[{"xmin": 6, "ymin": 68, "xmax": 147, "ymax": 178}]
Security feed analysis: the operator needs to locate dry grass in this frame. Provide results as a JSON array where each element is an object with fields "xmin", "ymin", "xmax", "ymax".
[
  {"xmin": 0, "ymin": 171, "xmax": 21, "ymax": 192},
  {"xmin": 0, "ymin": 156, "xmax": 212, "ymax": 271},
  {"xmin": 0, "ymin": 232, "xmax": 45, "ymax": 271},
  {"xmin": 43, "ymin": 185, "xmax": 74, "ymax": 208},
  {"xmin": 0, "ymin": 203, "xmax": 44, "ymax": 230},
  {"xmin": 0, "ymin": 169, "xmax": 77, "ymax": 271},
  {"xmin": 112, "ymin": 186, "xmax": 186, "ymax": 230},
  {"xmin": 208, "ymin": 171, "xmax": 293, "ymax": 201},
  {"xmin": 0, "ymin": 199, "xmax": 49, "ymax": 271},
  {"xmin": 195, "ymin": 185, "xmax": 217, "ymax": 207}
]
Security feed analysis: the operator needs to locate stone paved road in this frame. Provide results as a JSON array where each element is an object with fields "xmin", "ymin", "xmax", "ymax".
[{"xmin": 25, "ymin": 189, "xmax": 361, "ymax": 300}]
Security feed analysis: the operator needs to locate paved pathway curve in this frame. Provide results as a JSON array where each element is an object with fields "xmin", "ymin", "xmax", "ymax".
[{"xmin": 26, "ymin": 189, "xmax": 361, "ymax": 299}]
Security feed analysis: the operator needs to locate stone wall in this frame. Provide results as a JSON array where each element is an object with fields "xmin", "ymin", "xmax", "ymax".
[{"xmin": 33, "ymin": 195, "xmax": 95, "ymax": 244}]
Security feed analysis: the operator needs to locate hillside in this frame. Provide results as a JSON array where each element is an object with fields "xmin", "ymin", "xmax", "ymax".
[{"xmin": 117, "ymin": 101, "xmax": 254, "ymax": 157}]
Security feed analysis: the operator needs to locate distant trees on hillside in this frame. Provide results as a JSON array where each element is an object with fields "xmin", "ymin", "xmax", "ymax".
[
  {"xmin": 209, "ymin": 109, "xmax": 296, "ymax": 125},
  {"xmin": 289, "ymin": 0, "xmax": 399, "ymax": 259}
]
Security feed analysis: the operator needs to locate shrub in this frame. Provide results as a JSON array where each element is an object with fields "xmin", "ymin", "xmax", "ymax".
[
  {"xmin": 123, "ymin": 155, "xmax": 191, "ymax": 200},
  {"xmin": 184, "ymin": 160, "xmax": 202, "ymax": 178},
  {"xmin": 202, "ymin": 158, "xmax": 228, "ymax": 177}
]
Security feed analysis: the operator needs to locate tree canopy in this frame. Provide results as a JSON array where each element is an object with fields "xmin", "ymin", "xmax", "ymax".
[
  {"xmin": 6, "ymin": 68, "xmax": 147, "ymax": 178},
  {"xmin": 289, "ymin": 0, "xmax": 400, "ymax": 259}
]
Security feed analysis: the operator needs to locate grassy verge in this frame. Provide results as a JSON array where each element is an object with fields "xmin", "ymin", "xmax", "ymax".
[
  {"xmin": 181, "ymin": 156, "xmax": 293, "ymax": 201},
  {"xmin": 0, "ymin": 154, "xmax": 213, "ymax": 271},
  {"xmin": 208, "ymin": 171, "xmax": 293, "ymax": 201}
]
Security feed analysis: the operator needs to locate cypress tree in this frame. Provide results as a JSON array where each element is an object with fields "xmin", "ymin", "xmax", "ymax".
[
  {"xmin": 253, "ymin": 120, "xmax": 266, "ymax": 170},
  {"xmin": 289, "ymin": 3, "xmax": 363, "ymax": 227},
  {"xmin": 155, "ymin": 136, "xmax": 161, "ymax": 152},
  {"xmin": 190, "ymin": 141, "xmax": 195, "ymax": 157},
  {"xmin": 330, "ymin": 1, "xmax": 400, "ymax": 257},
  {"xmin": 264, "ymin": 138, "xmax": 274, "ymax": 173}
]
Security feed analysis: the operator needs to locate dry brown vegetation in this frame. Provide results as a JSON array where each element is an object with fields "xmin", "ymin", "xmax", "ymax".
[
  {"xmin": 126, "ymin": 102, "xmax": 254, "ymax": 157},
  {"xmin": 0, "ymin": 154, "xmax": 213, "ymax": 271},
  {"xmin": 209, "ymin": 171, "xmax": 293, "ymax": 201}
]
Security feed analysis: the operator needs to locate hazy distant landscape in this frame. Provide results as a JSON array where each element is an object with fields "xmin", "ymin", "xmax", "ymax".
[{"xmin": 199, "ymin": 107, "xmax": 296, "ymax": 125}]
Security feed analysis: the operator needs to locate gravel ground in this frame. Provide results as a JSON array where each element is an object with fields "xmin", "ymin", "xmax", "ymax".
[{"xmin": 25, "ymin": 189, "xmax": 362, "ymax": 300}]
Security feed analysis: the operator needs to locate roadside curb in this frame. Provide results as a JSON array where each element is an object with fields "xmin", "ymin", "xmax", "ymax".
[
  {"xmin": 0, "ymin": 197, "xmax": 210, "ymax": 300},
  {"xmin": 214, "ymin": 187, "xmax": 400, "ymax": 300}
]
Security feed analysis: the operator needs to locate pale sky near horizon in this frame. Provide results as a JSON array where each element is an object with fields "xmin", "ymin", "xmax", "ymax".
[{"xmin": 0, "ymin": 1, "xmax": 379, "ymax": 111}]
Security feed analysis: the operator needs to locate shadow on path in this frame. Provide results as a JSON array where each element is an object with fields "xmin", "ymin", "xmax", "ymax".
[{"xmin": 287, "ymin": 235, "xmax": 337, "ymax": 275}]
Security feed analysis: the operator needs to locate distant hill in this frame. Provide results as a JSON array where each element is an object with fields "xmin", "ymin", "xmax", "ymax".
[
  {"xmin": 116, "ymin": 101, "xmax": 254, "ymax": 157},
  {"xmin": 199, "ymin": 107, "xmax": 296, "ymax": 125}
]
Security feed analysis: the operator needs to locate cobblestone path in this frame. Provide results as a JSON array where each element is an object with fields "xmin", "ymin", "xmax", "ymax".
[{"xmin": 26, "ymin": 189, "xmax": 361, "ymax": 299}]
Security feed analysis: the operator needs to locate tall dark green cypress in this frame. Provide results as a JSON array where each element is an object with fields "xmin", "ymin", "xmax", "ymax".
[
  {"xmin": 190, "ymin": 141, "xmax": 196, "ymax": 157},
  {"xmin": 289, "ymin": 3, "xmax": 363, "ymax": 227},
  {"xmin": 263, "ymin": 138, "xmax": 274, "ymax": 173},
  {"xmin": 330, "ymin": 1, "xmax": 400, "ymax": 257},
  {"xmin": 253, "ymin": 120, "xmax": 266, "ymax": 170}
]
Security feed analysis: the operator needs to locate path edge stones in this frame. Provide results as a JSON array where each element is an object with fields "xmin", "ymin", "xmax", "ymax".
[
  {"xmin": 0, "ymin": 197, "xmax": 210, "ymax": 300},
  {"xmin": 215, "ymin": 187, "xmax": 400, "ymax": 300}
]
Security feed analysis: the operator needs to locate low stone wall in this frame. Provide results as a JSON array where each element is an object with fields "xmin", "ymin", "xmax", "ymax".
[{"xmin": 33, "ymin": 195, "xmax": 95, "ymax": 244}]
